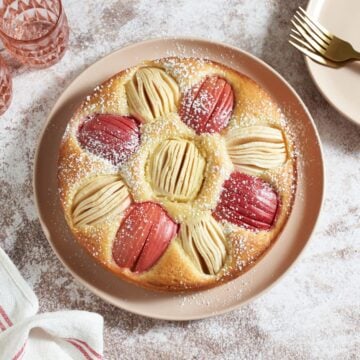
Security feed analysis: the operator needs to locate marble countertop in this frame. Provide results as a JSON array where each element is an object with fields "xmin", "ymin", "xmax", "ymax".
[{"xmin": 1, "ymin": 0, "xmax": 359, "ymax": 359}]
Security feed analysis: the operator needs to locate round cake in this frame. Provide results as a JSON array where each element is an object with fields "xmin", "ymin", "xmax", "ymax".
[{"xmin": 58, "ymin": 57, "xmax": 296, "ymax": 292}]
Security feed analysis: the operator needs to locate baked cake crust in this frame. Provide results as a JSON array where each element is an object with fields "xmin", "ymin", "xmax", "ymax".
[{"xmin": 58, "ymin": 57, "xmax": 296, "ymax": 292}]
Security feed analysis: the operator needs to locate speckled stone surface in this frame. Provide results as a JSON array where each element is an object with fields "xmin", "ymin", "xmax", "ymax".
[{"xmin": 0, "ymin": 1, "xmax": 359, "ymax": 359}]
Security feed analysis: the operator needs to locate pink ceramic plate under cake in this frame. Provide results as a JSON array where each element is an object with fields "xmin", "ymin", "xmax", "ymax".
[{"xmin": 34, "ymin": 38, "xmax": 324, "ymax": 320}]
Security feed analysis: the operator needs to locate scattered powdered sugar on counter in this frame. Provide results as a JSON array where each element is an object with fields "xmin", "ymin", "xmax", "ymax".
[
  {"xmin": 177, "ymin": 277, "xmax": 250, "ymax": 309},
  {"xmin": 0, "ymin": 0, "xmax": 359, "ymax": 359}
]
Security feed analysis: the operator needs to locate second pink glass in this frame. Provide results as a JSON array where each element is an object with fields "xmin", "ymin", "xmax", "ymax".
[
  {"xmin": 0, "ymin": 55, "xmax": 12, "ymax": 115},
  {"xmin": 0, "ymin": 0, "xmax": 69, "ymax": 68}
]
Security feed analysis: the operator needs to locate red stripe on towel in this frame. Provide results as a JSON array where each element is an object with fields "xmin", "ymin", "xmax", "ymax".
[
  {"xmin": 0, "ymin": 319, "xmax": 6, "ymax": 332},
  {"xmin": 12, "ymin": 341, "xmax": 27, "ymax": 360},
  {"xmin": 66, "ymin": 339, "xmax": 93, "ymax": 360},
  {"xmin": 67, "ymin": 338, "xmax": 102, "ymax": 359},
  {"xmin": 0, "ymin": 305, "xmax": 13, "ymax": 327}
]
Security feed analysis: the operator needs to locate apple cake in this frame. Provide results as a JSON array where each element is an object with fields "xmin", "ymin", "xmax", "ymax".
[{"xmin": 58, "ymin": 57, "xmax": 296, "ymax": 292}]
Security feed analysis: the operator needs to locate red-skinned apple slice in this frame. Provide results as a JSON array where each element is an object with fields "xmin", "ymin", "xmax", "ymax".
[
  {"xmin": 77, "ymin": 113, "xmax": 140, "ymax": 166},
  {"xmin": 179, "ymin": 75, "xmax": 234, "ymax": 134},
  {"xmin": 112, "ymin": 202, "xmax": 178, "ymax": 272},
  {"xmin": 213, "ymin": 172, "xmax": 279, "ymax": 230}
]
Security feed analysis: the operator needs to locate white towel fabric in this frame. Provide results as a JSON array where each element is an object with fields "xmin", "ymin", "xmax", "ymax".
[{"xmin": 0, "ymin": 247, "xmax": 104, "ymax": 359}]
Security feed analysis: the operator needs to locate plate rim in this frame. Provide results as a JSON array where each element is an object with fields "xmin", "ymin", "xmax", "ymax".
[
  {"xmin": 33, "ymin": 36, "xmax": 325, "ymax": 320},
  {"xmin": 305, "ymin": 0, "xmax": 360, "ymax": 126}
]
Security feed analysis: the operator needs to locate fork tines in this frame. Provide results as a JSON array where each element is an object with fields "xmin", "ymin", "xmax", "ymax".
[{"xmin": 289, "ymin": 7, "xmax": 337, "ymax": 67}]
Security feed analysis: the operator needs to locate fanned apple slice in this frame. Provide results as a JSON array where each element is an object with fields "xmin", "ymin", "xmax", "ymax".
[
  {"xmin": 149, "ymin": 139, "xmax": 206, "ymax": 201},
  {"xmin": 180, "ymin": 75, "xmax": 234, "ymax": 134},
  {"xmin": 226, "ymin": 126, "xmax": 287, "ymax": 175},
  {"xmin": 213, "ymin": 172, "xmax": 279, "ymax": 230},
  {"xmin": 77, "ymin": 113, "xmax": 140, "ymax": 166},
  {"xmin": 179, "ymin": 215, "xmax": 227, "ymax": 275},
  {"xmin": 112, "ymin": 202, "xmax": 178, "ymax": 272},
  {"xmin": 72, "ymin": 175, "xmax": 132, "ymax": 227},
  {"xmin": 125, "ymin": 67, "xmax": 180, "ymax": 122}
]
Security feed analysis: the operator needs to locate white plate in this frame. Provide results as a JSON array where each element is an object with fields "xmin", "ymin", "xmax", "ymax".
[{"xmin": 306, "ymin": 0, "xmax": 360, "ymax": 125}]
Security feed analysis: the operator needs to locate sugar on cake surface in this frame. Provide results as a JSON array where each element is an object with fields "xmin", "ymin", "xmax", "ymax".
[{"xmin": 57, "ymin": 56, "xmax": 297, "ymax": 292}]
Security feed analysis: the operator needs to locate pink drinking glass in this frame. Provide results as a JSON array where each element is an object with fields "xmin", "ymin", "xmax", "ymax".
[
  {"xmin": 0, "ymin": 54, "xmax": 12, "ymax": 115},
  {"xmin": 0, "ymin": 0, "xmax": 69, "ymax": 68}
]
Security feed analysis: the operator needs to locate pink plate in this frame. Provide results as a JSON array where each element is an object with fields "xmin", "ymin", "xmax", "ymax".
[{"xmin": 34, "ymin": 38, "xmax": 324, "ymax": 320}]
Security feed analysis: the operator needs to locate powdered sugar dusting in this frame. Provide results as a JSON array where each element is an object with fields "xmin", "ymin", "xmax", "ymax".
[
  {"xmin": 1, "ymin": 1, "xmax": 358, "ymax": 359},
  {"xmin": 58, "ymin": 54, "xmax": 296, "ymax": 296}
]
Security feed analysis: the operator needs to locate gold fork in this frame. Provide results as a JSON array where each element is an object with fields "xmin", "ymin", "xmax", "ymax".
[{"xmin": 289, "ymin": 7, "xmax": 360, "ymax": 67}]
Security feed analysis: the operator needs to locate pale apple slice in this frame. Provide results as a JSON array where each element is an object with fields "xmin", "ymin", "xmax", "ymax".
[
  {"xmin": 72, "ymin": 175, "xmax": 131, "ymax": 227},
  {"xmin": 125, "ymin": 67, "xmax": 180, "ymax": 122},
  {"xmin": 148, "ymin": 139, "xmax": 206, "ymax": 201},
  {"xmin": 179, "ymin": 215, "xmax": 227, "ymax": 275},
  {"xmin": 226, "ymin": 126, "xmax": 287, "ymax": 175}
]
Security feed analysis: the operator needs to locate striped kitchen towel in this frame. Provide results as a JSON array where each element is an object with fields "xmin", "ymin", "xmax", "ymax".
[{"xmin": 0, "ymin": 248, "xmax": 103, "ymax": 359}]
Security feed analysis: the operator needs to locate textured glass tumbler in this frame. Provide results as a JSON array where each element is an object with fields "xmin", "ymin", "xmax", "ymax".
[
  {"xmin": 0, "ymin": 55, "xmax": 12, "ymax": 115},
  {"xmin": 0, "ymin": 0, "xmax": 69, "ymax": 68}
]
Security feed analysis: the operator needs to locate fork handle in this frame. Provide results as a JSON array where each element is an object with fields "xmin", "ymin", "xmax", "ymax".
[{"xmin": 349, "ymin": 46, "xmax": 360, "ymax": 61}]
